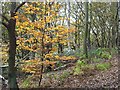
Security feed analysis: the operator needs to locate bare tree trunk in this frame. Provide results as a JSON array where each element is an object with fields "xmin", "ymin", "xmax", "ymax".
[
  {"xmin": 1, "ymin": 2, "xmax": 26, "ymax": 89},
  {"xmin": 115, "ymin": 2, "xmax": 119, "ymax": 49},
  {"xmin": 7, "ymin": 2, "xmax": 19, "ymax": 89},
  {"xmin": 88, "ymin": 3, "xmax": 91, "ymax": 50},
  {"xmin": 67, "ymin": 0, "xmax": 71, "ymax": 50},
  {"xmin": 83, "ymin": 1, "xmax": 88, "ymax": 58},
  {"xmin": 111, "ymin": 2, "xmax": 117, "ymax": 48}
]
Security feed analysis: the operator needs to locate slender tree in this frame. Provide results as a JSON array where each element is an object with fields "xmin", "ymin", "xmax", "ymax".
[
  {"xmin": 87, "ymin": 3, "xmax": 91, "ymax": 50},
  {"xmin": 83, "ymin": 1, "xmax": 89, "ymax": 58}
]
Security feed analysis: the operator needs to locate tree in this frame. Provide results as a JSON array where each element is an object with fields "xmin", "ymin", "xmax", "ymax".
[
  {"xmin": 15, "ymin": 2, "xmax": 76, "ymax": 86},
  {"xmin": 83, "ymin": 1, "xmax": 88, "ymax": 58},
  {"xmin": 87, "ymin": 3, "xmax": 91, "ymax": 50},
  {"xmin": 0, "ymin": 2, "xmax": 26, "ymax": 89}
]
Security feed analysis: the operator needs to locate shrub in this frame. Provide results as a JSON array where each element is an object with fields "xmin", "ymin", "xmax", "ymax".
[
  {"xmin": 92, "ymin": 58, "xmax": 101, "ymax": 63},
  {"xmin": 76, "ymin": 60, "xmax": 86, "ymax": 67},
  {"xmin": 89, "ymin": 48, "xmax": 112, "ymax": 59},
  {"xmin": 101, "ymin": 52, "xmax": 112, "ymax": 59},
  {"xmin": 95, "ymin": 63, "xmax": 111, "ymax": 71},
  {"xmin": 73, "ymin": 67, "xmax": 84, "ymax": 75},
  {"xmin": 73, "ymin": 60, "xmax": 86, "ymax": 75}
]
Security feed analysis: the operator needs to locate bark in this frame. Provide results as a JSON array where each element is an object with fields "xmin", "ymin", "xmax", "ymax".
[
  {"xmin": 74, "ymin": 4, "xmax": 79, "ymax": 50},
  {"xmin": 8, "ymin": 16, "xmax": 18, "ymax": 90},
  {"xmin": 67, "ymin": 0, "xmax": 71, "ymax": 49},
  {"xmin": 88, "ymin": 3, "xmax": 91, "ymax": 50},
  {"xmin": 111, "ymin": 2, "xmax": 117, "ymax": 47},
  {"xmin": 7, "ymin": 2, "xmax": 19, "ymax": 89},
  {"xmin": 83, "ymin": 1, "xmax": 88, "ymax": 58},
  {"xmin": 115, "ymin": 2, "xmax": 119, "ymax": 48},
  {"xmin": 116, "ymin": 2, "xmax": 119, "ymax": 48},
  {"xmin": 107, "ymin": 28, "xmax": 111, "ymax": 48},
  {"xmin": 92, "ymin": 29, "xmax": 100, "ymax": 47},
  {"xmin": 101, "ymin": 28, "xmax": 105, "ymax": 48}
]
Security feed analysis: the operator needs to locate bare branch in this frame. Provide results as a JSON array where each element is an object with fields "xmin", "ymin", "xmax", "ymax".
[
  {"xmin": 14, "ymin": 2, "xmax": 26, "ymax": 13},
  {"xmin": 0, "ymin": 14, "xmax": 9, "ymax": 22},
  {"xmin": 74, "ymin": 0, "xmax": 85, "ymax": 15},
  {"xmin": 0, "ymin": 21, "xmax": 8, "ymax": 29}
]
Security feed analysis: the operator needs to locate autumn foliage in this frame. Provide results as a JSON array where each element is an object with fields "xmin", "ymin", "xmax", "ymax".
[{"xmin": 15, "ymin": 2, "xmax": 76, "ymax": 74}]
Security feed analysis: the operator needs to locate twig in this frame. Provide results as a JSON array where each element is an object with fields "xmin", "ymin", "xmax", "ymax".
[
  {"xmin": 14, "ymin": 2, "xmax": 26, "ymax": 13},
  {"xmin": 54, "ymin": 63, "xmax": 74, "ymax": 71}
]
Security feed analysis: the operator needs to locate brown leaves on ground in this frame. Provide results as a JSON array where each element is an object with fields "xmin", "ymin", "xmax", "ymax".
[
  {"xmin": 41, "ymin": 56, "xmax": 119, "ymax": 88},
  {"xmin": 62, "ymin": 56, "xmax": 119, "ymax": 88},
  {"xmin": 18, "ymin": 56, "xmax": 119, "ymax": 88}
]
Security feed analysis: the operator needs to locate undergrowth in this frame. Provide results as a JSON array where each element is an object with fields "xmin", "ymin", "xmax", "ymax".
[{"xmin": 95, "ymin": 63, "xmax": 111, "ymax": 71}]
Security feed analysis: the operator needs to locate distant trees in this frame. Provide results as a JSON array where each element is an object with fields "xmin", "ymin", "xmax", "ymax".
[{"xmin": 69, "ymin": 1, "xmax": 119, "ymax": 58}]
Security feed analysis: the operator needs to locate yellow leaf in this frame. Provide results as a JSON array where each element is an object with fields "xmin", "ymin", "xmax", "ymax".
[{"xmin": 14, "ymin": 16, "xmax": 18, "ymax": 19}]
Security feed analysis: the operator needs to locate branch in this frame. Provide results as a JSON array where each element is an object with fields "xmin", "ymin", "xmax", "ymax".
[
  {"xmin": 53, "ymin": 63, "xmax": 74, "ymax": 71},
  {"xmin": 14, "ymin": 2, "xmax": 26, "ymax": 13},
  {"xmin": 74, "ymin": 0, "xmax": 85, "ymax": 15},
  {"xmin": 0, "ymin": 21, "xmax": 8, "ymax": 29},
  {"xmin": 0, "ymin": 14, "xmax": 9, "ymax": 22}
]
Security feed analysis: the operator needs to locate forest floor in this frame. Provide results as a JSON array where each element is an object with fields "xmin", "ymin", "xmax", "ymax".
[
  {"xmin": 62, "ymin": 56, "xmax": 119, "ymax": 88},
  {"xmin": 19, "ymin": 55, "xmax": 119, "ymax": 89}
]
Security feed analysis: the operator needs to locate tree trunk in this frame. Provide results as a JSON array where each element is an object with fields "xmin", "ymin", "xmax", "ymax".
[
  {"xmin": 7, "ymin": 2, "xmax": 19, "ymax": 89},
  {"xmin": 115, "ymin": 2, "xmax": 119, "ymax": 48},
  {"xmin": 7, "ymin": 1, "xmax": 26, "ymax": 89},
  {"xmin": 8, "ymin": 18, "xmax": 18, "ymax": 89},
  {"xmin": 88, "ymin": 3, "xmax": 91, "ymax": 50},
  {"xmin": 67, "ymin": 0, "xmax": 71, "ymax": 50},
  {"xmin": 38, "ymin": 1, "xmax": 47, "ymax": 86},
  {"xmin": 83, "ymin": 1, "xmax": 88, "ymax": 58},
  {"xmin": 111, "ymin": 2, "xmax": 117, "ymax": 48},
  {"xmin": 101, "ymin": 28, "xmax": 105, "ymax": 48}
]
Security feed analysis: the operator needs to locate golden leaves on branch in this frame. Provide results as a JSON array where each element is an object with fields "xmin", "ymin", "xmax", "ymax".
[
  {"xmin": 22, "ymin": 59, "xmax": 56, "ymax": 74},
  {"xmin": 55, "ymin": 56, "xmax": 77, "ymax": 61},
  {"xmin": 16, "ymin": 2, "xmax": 77, "ymax": 76},
  {"xmin": 22, "ymin": 59, "xmax": 41, "ymax": 73}
]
